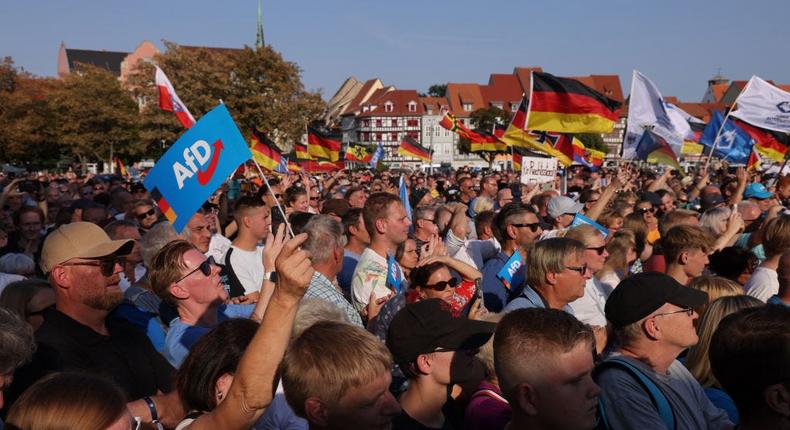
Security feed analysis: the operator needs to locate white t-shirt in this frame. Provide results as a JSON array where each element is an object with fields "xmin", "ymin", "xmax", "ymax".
[
  {"xmin": 206, "ymin": 234, "xmax": 232, "ymax": 263},
  {"xmin": 745, "ymin": 266, "xmax": 779, "ymax": 302},
  {"xmin": 351, "ymin": 248, "xmax": 392, "ymax": 313},
  {"xmin": 568, "ymin": 277, "xmax": 611, "ymax": 327},
  {"xmin": 222, "ymin": 245, "xmax": 265, "ymax": 295}
]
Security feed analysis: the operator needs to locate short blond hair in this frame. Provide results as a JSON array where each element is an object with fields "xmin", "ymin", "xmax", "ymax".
[
  {"xmin": 526, "ymin": 238, "xmax": 585, "ymax": 288},
  {"xmin": 282, "ymin": 321, "xmax": 393, "ymax": 417},
  {"xmin": 564, "ymin": 224, "xmax": 603, "ymax": 247},
  {"xmin": 662, "ymin": 225, "xmax": 713, "ymax": 264},
  {"xmin": 762, "ymin": 216, "xmax": 790, "ymax": 258},
  {"xmin": 148, "ymin": 239, "xmax": 193, "ymax": 303}
]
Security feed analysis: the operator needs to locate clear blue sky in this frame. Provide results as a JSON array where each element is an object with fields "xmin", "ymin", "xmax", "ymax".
[{"xmin": 2, "ymin": 0, "xmax": 788, "ymax": 102}]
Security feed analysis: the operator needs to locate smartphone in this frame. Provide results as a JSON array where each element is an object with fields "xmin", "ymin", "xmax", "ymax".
[
  {"xmin": 271, "ymin": 206, "xmax": 286, "ymax": 236},
  {"xmin": 468, "ymin": 280, "xmax": 484, "ymax": 311}
]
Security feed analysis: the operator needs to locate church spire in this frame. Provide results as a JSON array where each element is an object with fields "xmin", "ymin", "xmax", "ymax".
[{"xmin": 255, "ymin": 0, "xmax": 265, "ymax": 50}]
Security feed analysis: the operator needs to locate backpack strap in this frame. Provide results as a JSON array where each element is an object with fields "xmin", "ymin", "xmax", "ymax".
[
  {"xmin": 595, "ymin": 357, "xmax": 675, "ymax": 430},
  {"xmin": 220, "ymin": 247, "xmax": 248, "ymax": 299},
  {"xmin": 470, "ymin": 388, "xmax": 508, "ymax": 404}
]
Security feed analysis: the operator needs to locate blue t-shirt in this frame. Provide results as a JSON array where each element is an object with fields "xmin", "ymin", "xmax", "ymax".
[
  {"xmin": 704, "ymin": 387, "xmax": 739, "ymax": 425},
  {"xmin": 337, "ymin": 250, "xmax": 361, "ymax": 301},
  {"xmin": 504, "ymin": 285, "xmax": 575, "ymax": 315},
  {"xmin": 481, "ymin": 252, "xmax": 525, "ymax": 312},
  {"xmin": 165, "ymin": 303, "xmax": 255, "ymax": 368},
  {"xmin": 112, "ymin": 302, "xmax": 167, "ymax": 353}
]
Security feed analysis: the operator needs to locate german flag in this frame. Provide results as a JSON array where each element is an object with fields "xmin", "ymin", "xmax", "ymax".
[
  {"xmin": 748, "ymin": 146, "xmax": 762, "ymax": 171},
  {"xmin": 294, "ymin": 143, "xmax": 311, "ymax": 161},
  {"xmin": 397, "ymin": 136, "xmax": 432, "ymax": 163},
  {"xmin": 527, "ymin": 72, "xmax": 622, "ymax": 134},
  {"xmin": 635, "ymin": 130, "xmax": 681, "ymax": 171},
  {"xmin": 345, "ymin": 144, "xmax": 373, "ymax": 163},
  {"xmin": 439, "ymin": 111, "xmax": 474, "ymax": 140},
  {"xmin": 501, "ymin": 98, "xmax": 573, "ymax": 166},
  {"xmin": 250, "ymin": 129, "xmax": 283, "ymax": 172},
  {"xmin": 301, "ymin": 160, "xmax": 344, "ymax": 173},
  {"xmin": 467, "ymin": 128, "xmax": 508, "ymax": 152},
  {"xmin": 512, "ymin": 147, "xmax": 529, "ymax": 171},
  {"xmin": 732, "ymin": 118, "xmax": 789, "ymax": 162},
  {"xmin": 307, "ymin": 126, "xmax": 342, "ymax": 161},
  {"xmin": 114, "ymin": 157, "xmax": 129, "ymax": 177}
]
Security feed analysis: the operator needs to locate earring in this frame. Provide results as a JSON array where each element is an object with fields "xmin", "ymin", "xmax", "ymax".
[{"xmin": 217, "ymin": 391, "xmax": 224, "ymax": 401}]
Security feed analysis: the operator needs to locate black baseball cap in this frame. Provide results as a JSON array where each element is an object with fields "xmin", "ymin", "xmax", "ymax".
[
  {"xmin": 386, "ymin": 299, "xmax": 495, "ymax": 365},
  {"xmin": 604, "ymin": 272, "xmax": 708, "ymax": 327}
]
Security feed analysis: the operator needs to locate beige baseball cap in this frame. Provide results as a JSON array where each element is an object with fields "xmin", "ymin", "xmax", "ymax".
[{"xmin": 40, "ymin": 222, "xmax": 134, "ymax": 274}]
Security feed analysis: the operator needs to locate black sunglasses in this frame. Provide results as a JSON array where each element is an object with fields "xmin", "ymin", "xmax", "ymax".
[
  {"xmin": 423, "ymin": 278, "xmax": 459, "ymax": 291},
  {"xmin": 136, "ymin": 208, "xmax": 156, "ymax": 220},
  {"xmin": 176, "ymin": 256, "xmax": 216, "ymax": 283},
  {"xmin": 60, "ymin": 257, "xmax": 122, "ymax": 277},
  {"xmin": 511, "ymin": 222, "xmax": 541, "ymax": 233},
  {"xmin": 637, "ymin": 207, "xmax": 655, "ymax": 214},
  {"xmin": 586, "ymin": 245, "xmax": 607, "ymax": 255},
  {"xmin": 564, "ymin": 263, "xmax": 588, "ymax": 275}
]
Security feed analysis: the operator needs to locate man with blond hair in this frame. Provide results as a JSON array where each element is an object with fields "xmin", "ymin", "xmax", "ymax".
[
  {"xmin": 494, "ymin": 308, "xmax": 599, "ymax": 430},
  {"xmin": 662, "ymin": 225, "xmax": 713, "ymax": 286},
  {"xmin": 281, "ymin": 321, "xmax": 401, "ymax": 429}
]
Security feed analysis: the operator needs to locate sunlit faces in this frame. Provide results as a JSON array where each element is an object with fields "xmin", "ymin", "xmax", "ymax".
[
  {"xmin": 325, "ymin": 371, "xmax": 400, "ymax": 430},
  {"xmin": 526, "ymin": 342, "xmax": 600, "ymax": 430},
  {"xmin": 683, "ymin": 248, "xmax": 709, "ymax": 278},
  {"xmin": 383, "ymin": 202, "xmax": 411, "ymax": 244},
  {"xmin": 398, "ymin": 239, "xmax": 419, "ymax": 273},
  {"xmin": 647, "ymin": 303, "xmax": 699, "ymax": 349},
  {"xmin": 174, "ymin": 249, "xmax": 226, "ymax": 304},
  {"xmin": 418, "ymin": 266, "xmax": 456, "ymax": 302},
  {"xmin": 185, "ymin": 214, "xmax": 212, "ymax": 253},
  {"xmin": 553, "ymin": 253, "xmax": 588, "ymax": 304},
  {"xmin": 244, "ymin": 205, "xmax": 271, "ymax": 239},
  {"xmin": 583, "ymin": 235, "xmax": 608, "ymax": 273},
  {"xmin": 61, "ymin": 258, "xmax": 125, "ymax": 311},
  {"xmin": 510, "ymin": 212, "xmax": 542, "ymax": 248}
]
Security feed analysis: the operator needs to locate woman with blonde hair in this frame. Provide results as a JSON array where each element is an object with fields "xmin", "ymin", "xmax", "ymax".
[
  {"xmin": 597, "ymin": 229, "xmax": 638, "ymax": 292},
  {"xmin": 688, "ymin": 276, "xmax": 744, "ymax": 317},
  {"xmin": 597, "ymin": 211, "xmax": 624, "ymax": 237},
  {"xmin": 6, "ymin": 372, "xmax": 134, "ymax": 430},
  {"xmin": 684, "ymin": 295, "xmax": 763, "ymax": 425}
]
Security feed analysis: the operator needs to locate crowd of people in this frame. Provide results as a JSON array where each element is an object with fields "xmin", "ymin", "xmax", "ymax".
[{"xmin": 0, "ymin": 163, "xmax": 789, "ymax": 430}]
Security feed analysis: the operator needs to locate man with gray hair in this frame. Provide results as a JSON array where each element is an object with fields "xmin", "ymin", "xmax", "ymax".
[
  {"xmin": 302, "ymin": 215, "xmax": 363, "ymax": 326},
  {"xmin": 504, "ymin": 237, "xmax": 589, "ymax": 313},
  {"xmin": 0, "ymin": 307, "xmax": 36, "ymax": 413}
]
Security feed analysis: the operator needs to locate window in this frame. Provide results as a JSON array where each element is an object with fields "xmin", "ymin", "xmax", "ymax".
[
  {"xmin": 384, "ymin": 102, "xmax": 393, "ymax": 112},
  {"xmin": 391, "ymin": 119, "xmax": 397, "ymax": 127},
  {"xmin": 491, "ymin": 102, "xmax": 503, "ymax": 109},
  {"xmin": 511, "ymin": 103, "xmax": 519, "ymax": 111},
  {"xmin": 376, "ymin": 133, "xmax": 382, "ymax": 141},
  {"xmin": 408, "ymin": 101, "xmax": 417, "ymax": 112},
  {"xmin": 407, "ymin": 119, "xmax": 418, "ymax": 127},
  {"xmin": 361, "ymin": 119, "xmax": 370, "ymax": 128},
  {"xmin": 363, "ymin": 132, "xmax": 370, "ymax": 141},
  {"xmin": 391, "ymin": 133, "xmax": 397, "ymax": 141},
  {"xmin": 463, "ymin": 103, "xmax": 472, "ymax": 112},
  {"xmin": 376, "ymin": 119, "xmax": 382, "ymax": 127}
]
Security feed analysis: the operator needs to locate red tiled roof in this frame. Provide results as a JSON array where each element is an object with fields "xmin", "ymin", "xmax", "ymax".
[
  {"xmin": 709, "ymin": 83, "xmax": 728, "ymax": 103},
  {"xmin": 420, "ymin": 96, "xmax": 449, "ymax": 113},
  {"xmin": 571, "ymin": 75, "xmax": 624, "ymax": 103},
  {"xmin": 446, "ymin": 83, "xmax": 486, "ymax": 117},
  {"xmin": 481, "ymin": 74, "xmax": 523, "ymax": 108},
  {"xmin": 358, "ymin": 90, "xmax": 424, "ymax": 117},
  {"xmin": 513, "ymin": 66, "xmax": 543, "ymax": 94}
]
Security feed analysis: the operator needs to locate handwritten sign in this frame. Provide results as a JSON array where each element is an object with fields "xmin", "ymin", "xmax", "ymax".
[{"xmin": 520, "ymin": 156, "xmax": 558, "ymax": 185}]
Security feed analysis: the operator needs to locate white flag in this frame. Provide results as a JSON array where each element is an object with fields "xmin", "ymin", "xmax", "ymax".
[
  {"xmin": 155, "ymin": 66, "xmax": 196, "ymax": 129},
  {"xmin": 666, "ymin": 102, "xmax": 703, "ymax": 141},
  {"xmin": 623, "ymin": 71, "xmax": 684, "ymax": 159},
  {"xmin": 730, "ymin": 76, "xmax": 790, "ymax": 133}
]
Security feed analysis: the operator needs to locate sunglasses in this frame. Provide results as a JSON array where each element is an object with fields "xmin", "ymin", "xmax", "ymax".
[
  {"xmin": 637, "ymin": 207, "xmax": 656, "ymax": 214},
  {"xmin": 175, "ymin": 256, "xmax": 216, "ymax": 283},
  {"xmin": 586, "ymin": 245, "xmax": 607, "ymax": 255},
  {"xmin": 60, "ymin": 257, "xmax": 122, "ymax": 277},
  {"xmin": 564, "ymin": 263, "xmax": 588, "ymax": 275},
  {"xmin": 423, "ymin": 277, "xmax": 459, "ymax": 291},
  {"xmin": 310, "ymin": 197, "xmax": 319, "ymax": 201},
  {"xmin": 136, "ymin": 208, "xmax": 156, "ymax": 220},
  {"xmin": 511, "ymin": 222, "xmax": 541, "ymax": 232}
]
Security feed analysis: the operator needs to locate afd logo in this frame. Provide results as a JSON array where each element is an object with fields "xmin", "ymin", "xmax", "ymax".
[
  {"xmin": 778, "ymin": 101, "xmax": 790, "ymax": 114},
  {"xmin": 173, "ymin": 139, "xmax": 225, "ymax": 189}
]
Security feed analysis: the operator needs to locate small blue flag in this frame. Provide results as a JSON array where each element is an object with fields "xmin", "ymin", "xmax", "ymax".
[
  {"xmin": 386, "ymin": 252, "xmax": 403, "ymax": 293},
  {"xmin": 496, "ymin": 250, "xmax": 522, "ymax": 290},
  {"xmin": 400, "ymin": 175, "xmax": 412, "ymax": 220},
  {"xmin": 700, "ymin": 111, "xmax": 754, "ymax": 164},
  {"xmin": 571, "ymin": 213, "xmax": 609, "ymax": 238},
  {"xmin": 369, "ymin": 143, "xmax": 384, "ymax": 169},
  {"xmin": 144, "ymin": 104, "xmax": 252, "ymax": 233},
  {"xmin": 275, "ymin": 155, "xmax": 289, "ymax": 174}
]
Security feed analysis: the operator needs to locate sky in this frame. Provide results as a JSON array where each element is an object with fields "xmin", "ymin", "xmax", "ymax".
[{"xmin": 2, "ymin": 0, "xmax": 789, "ymax": 102}]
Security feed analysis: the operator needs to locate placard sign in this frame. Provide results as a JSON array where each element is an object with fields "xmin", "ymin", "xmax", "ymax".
[{"xmin": 520, "ymin": 156, "xmax": 558, "ymax": 185}]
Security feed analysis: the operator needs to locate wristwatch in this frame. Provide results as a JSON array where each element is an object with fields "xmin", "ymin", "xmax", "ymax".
[{"xmin": 263, "ymin": 271, "xmax": 277, "ymax": 282}]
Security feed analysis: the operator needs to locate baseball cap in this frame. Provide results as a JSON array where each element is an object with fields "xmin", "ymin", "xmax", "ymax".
[
  {"xmin": 547, "ymin": 195, "xmax": 584, "ymax": 218},
  {"xmin": 700, "ymin": 193, "xmax": 726, "ymax": 211},
  {"xmin": 604, "ymin": 272, "xmax": 708, "ymax": 327},
  {"xmin": 40, "ymin": 222, "xmax": 134, "ymax": 274},
  {"xmin": 743, "ymin": 183, "xmax": 774, "ymax": 200},
  {"xmin": 386, "ymin": 299, "xmax": 496, "ymax": 365},
  {"xmin": 320, "ymin": 199, "xmax": 351, "ymax": 218}
]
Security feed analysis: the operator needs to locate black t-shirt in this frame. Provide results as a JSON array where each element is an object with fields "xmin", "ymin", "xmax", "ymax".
[
  {"xmin": 392, "ymin": 397, "xmax": 462, "ymax": 430},
  {"xmin": 9, "ymin": 308, "xmax": 175, "ymax": 404}
]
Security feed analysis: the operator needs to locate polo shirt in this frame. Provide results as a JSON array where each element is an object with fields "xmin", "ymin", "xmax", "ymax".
[
  {"xmin": 503, "ymin": 285, "xmax": 575, "ymax": 315},
  {"xmin": 14, "ymin": 308, "xmax": 174, "ymax": 402}
]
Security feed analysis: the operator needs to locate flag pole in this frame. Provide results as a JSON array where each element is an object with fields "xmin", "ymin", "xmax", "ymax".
[
  {"xmin": 251, "ymin": 157, "xmax": 296, "ymax": 238},
  {"xmin": 703, "ymin": 77, "xmax": 755, "ymax": 170}
]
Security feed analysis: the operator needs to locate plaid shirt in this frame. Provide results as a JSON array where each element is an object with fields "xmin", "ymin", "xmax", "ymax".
[{"xmin": 305, "ymin": 271, "xmax": 363, "ymax": 327}]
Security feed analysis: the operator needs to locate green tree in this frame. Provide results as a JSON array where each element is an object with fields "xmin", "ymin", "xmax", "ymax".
[
  {"xmin": 127, "ymin": 42, "xmax": 325, "ymax": 154},
  {"xmin": 576, "ymin": 133, "xmax": 609, "ymax": 154},
  {"xmin": 460, "ymin": 106, "xmax": 511, "ymax": 167},
  {"xmin": 427, "ymin": 83, "xmax": 447, "ymax": 97},
  {"xmin": 49, "ymin": 64, "xmax": 140, "ymax": 167}
]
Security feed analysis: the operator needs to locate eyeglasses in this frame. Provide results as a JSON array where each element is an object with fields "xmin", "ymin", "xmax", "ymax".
[
  {"xmin": 175, "ymin": 256, "xmax": 216, "ymax": 284},
  {"xmin": 423, "ymin": 278, "xmax": 459, "ymax": 291},
  {"xmin": 60, "ymin": 257, "xmax": 122, "ymax": 277},
  {"xmin": 652, "ymin": 308, "xmax": 694, "ymax": 318},
  {"xmin": 511, "ymin": 222, "xmax": 541, "ymax": 232},
  {"xmin": 564, "ymin": 263, "xmax": 588, "ymax": 275},
  {"xmin": 637, "ymin": 207, "xmax": 656, "ymax": 214},
  {"xmin": 310, "ymin": 197, "xmax": 319, "ymax": 201},
  {"xmin": 136, "ymin": 208, "xmax": 156, "ymax": 220},
  {"xmin": 586, "ymin": 245, "xmax": 607, "ymax": 255}
]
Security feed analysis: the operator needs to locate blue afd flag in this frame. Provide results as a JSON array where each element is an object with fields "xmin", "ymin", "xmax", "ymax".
[
  {"xmin": 571, "ymin": 213, "xmax": 609, "ymax": 239},
  {"xmin": 700, "ymin": 111, "xmax": 754, "ymax": 164},
  {"xmin": 369, "ymin": 144, "xmax": 384, "ymax": 169},
  {"xmin": 400, "ymin": 176, "xmax": 413, "ymax": 220},
  {"xmin": 144, "ymin": 104, "xmax": 252, "ymax": 233},
  {"xmin": 496, "ymin": 250, "xmax": 522, "ymax": 290},
  {"xmin": 386, "ymin": 252, "xmax": 403, "ymax": 293}
]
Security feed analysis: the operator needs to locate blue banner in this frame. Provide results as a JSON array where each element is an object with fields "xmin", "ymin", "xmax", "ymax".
[
  {"xmin": 496, "ymin": 250, "xmax": 522, "ymax": 290},
  {"xmin": 386, "ymin": 252, "xmax": 403, "ymax": 293},
  {"xmin": 700, "ymin": 111, "xmax": 754, "ymax": 164},
  {"xmin": 400, "ymin": 175, "xmax": 412, "ymax": 220},
  {"xmin": 571, "ymin": 213, "xmax": 609, "ymax": 238},
  {"xmin": 144, "ymin": 104, "xmax": 252, "ymax": 232}
]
